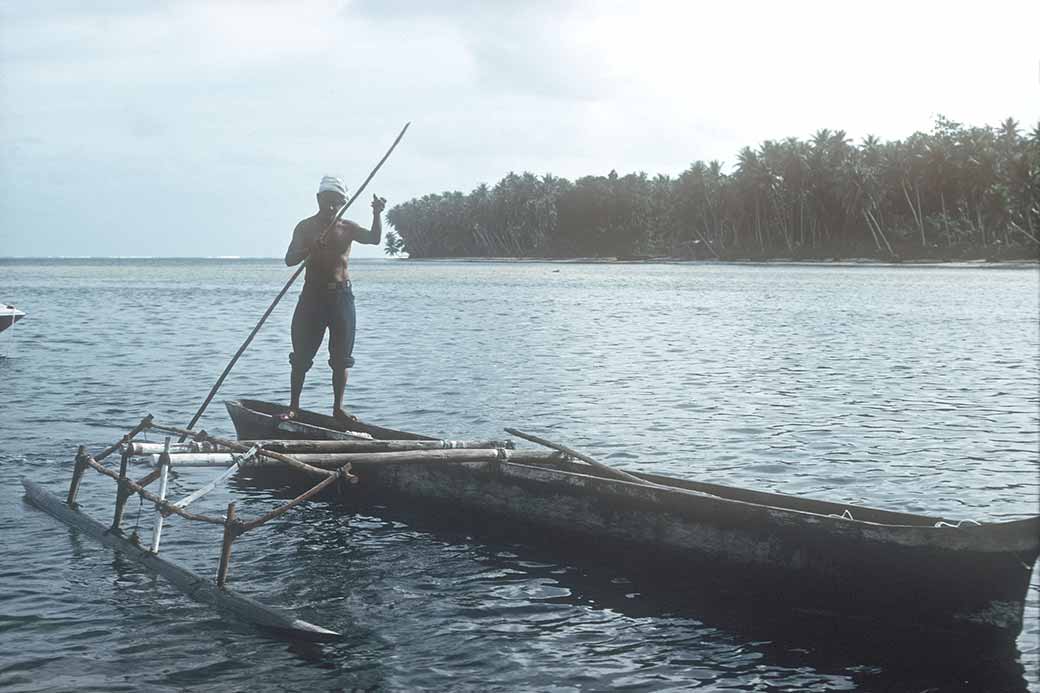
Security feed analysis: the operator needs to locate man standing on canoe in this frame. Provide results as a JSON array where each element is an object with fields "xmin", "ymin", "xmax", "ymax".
[{"xmin": 282, "ymin": 175, "xmax": 385, "ymax": 423}]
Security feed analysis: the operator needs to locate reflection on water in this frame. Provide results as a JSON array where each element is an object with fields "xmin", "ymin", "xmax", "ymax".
[{"xmin": 1, "ymin": 258, "xmax": 1037, "ymax": 691}]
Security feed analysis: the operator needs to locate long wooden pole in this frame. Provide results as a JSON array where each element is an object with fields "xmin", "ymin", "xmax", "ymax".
[
  {"xmin": 182, "ymin": 122, "xmax": 411, "ymax": 437},
  {"xmin": 127, "ymin": 438, "xmax": 512, "ymax": 456},
  {"xmin": 144, "ymin": 448, "xmax": 561, "ymax": 469},
  {"xmin": 504, "ymin": 428, "xmax": 660, "ymax": 488},
  {"xmin": 149, "ymin": 438, "xmax": 172, "ymax": 553}
]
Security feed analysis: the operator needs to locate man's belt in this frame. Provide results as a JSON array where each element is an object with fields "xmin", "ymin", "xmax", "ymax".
[{"xmin": 306, "ymin": 280, "xmax": 351, "ymax": 291}]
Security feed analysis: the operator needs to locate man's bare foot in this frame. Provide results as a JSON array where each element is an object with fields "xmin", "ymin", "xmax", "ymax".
[
  {"xmin": 333, "ymin": 407, "xmax": 358, "ymax": 424},
  {"xmin": 277, "ymin": 409, "xmax": 298, "ymax": 422}
]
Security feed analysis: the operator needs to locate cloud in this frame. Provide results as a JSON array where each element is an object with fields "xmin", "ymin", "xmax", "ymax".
[{"xmin": 1, "ymin": 0, "xmax": 1038, "ymax": 256}]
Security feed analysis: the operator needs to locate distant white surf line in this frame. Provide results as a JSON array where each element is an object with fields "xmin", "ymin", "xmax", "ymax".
[{"xmin": 0, "ymin": 256, "xmax": 398, "ymax": 260}]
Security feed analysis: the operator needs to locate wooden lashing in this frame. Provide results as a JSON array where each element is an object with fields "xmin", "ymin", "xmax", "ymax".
[
  {"xmin": 216, "ymin": 502, "xmax": 238, "ymax": 589},
  {"xmin": 66, "ymin": 446, "xmax": 90, "ymax": 508},
  {"xmin": 110, "ymin": 448, "xmax": 133, "ymax": 531}
]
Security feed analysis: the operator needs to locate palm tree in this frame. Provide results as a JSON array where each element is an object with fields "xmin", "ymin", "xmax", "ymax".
[{"xmin": 384, "ymin": 116, "xmax": 1035, "ymax": 261}]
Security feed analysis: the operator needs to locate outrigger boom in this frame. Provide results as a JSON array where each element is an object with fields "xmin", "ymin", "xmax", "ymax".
[
  {"xmin": 22, "ymin": 479, "xmax": 339, "ymax": 639},
  {"xmin": 24, "ymin": 413, "xmax": 524, "ymax": 639},
  {"xmin": 22, "ymin": 415, "xmax": 355, "ymax": 640}
]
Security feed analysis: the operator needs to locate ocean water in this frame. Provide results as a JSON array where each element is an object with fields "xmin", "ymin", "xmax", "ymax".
[{"xmin": 0, "ymin": 258, "xmax": 1037, "ymax": 692}]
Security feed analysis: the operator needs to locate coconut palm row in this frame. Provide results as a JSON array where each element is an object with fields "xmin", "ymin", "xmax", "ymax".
[{"xmin": 384, "ymin": 117, "xmax": 1040, "ymax": 261}]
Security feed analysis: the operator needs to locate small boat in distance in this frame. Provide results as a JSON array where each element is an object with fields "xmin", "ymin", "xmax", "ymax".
[
  {"xmin": 225, "ymin": 399, "xmax": 1040, "ymax": 644},
  {"xmin": 0, "ymin": 304, "xmax": 26, "ymax": 333}
]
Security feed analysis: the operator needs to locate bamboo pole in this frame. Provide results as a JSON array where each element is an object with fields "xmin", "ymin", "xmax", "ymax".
[
  {"xmin": 504, "ymin": 428, "xmax": 659, "ymax": 488},
  {"xmin": 126, "ymin": 438, "xmax": 513, "ymax": 458},
  {"xmin": 127, "ymin": 441, "xmax": 224, "ymax": 456},
  {"xmin": 145, "ymin": 448, "xmax": 562, "ymax": 469},
  {"xmin": 149, "ymin": 422, "xmax": 338, "ymax": 479},
  {"xmin": 149, "ymin": 439, "xmax": 172, "ymax": 553},
  {"xmin": 241, "ymin": 439, "xmax": 515, "ymax": 454},
  {"xmin": 181, "ymin": 122, "xmax": 411, "ymax": 438},
  {"xmin": 150, "ymin": 453, "xmax": 233, "ymax": 467}
]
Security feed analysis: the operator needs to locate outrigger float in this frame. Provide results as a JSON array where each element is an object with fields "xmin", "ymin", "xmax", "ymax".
[{"xmin": 26, "ymin": 399, "xmax": 1039, "ymax": 644}]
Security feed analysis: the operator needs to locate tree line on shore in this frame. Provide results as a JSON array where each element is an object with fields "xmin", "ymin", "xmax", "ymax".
[{"xmin": 384, "ymin": 117, "xmax": 1040, "ymax": 261}]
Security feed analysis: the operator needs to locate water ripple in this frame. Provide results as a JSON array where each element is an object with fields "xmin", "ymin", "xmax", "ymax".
[{"xmin": 0, "ymin": 259, "xmax": 1037, "ymax": 691}]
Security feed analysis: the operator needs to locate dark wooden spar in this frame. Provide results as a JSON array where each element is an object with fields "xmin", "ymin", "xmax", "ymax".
[{"xmin": 226, "ymin": 398, "xmax": 1040, "ymax": 644}]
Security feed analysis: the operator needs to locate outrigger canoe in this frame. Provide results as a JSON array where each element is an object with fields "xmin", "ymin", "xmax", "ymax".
[{"xmin": 225, "ymin": 399, "xmax": 1040, "ymax": 643}]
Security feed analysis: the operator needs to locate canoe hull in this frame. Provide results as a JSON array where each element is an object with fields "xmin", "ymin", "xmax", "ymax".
[
  {"xmin": 226, "ymin": 399, "xmax": 1040, "ymax": 642},
  {"xmin": 343, "ymin": 460, "xmax": 1038, "ymax": 639}
]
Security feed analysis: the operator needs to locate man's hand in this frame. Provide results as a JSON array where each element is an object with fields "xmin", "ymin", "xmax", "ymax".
[{"xmin": 372, "ymin": 195, "xmax": 387, "ymax": 214}]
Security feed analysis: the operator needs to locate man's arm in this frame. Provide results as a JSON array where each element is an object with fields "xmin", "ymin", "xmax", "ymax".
[
  {"xmin": 285, "ymin": 221, "xmax": 314, "ymax": 266},
  {"xmin": 352, "ymin": 195, "xmax": 386, "ymax": 245}
]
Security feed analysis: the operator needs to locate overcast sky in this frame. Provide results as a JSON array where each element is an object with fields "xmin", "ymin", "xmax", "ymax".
[{"xmin": 1, "ymin": 0, "xmax": 1037, "ymax": 258}]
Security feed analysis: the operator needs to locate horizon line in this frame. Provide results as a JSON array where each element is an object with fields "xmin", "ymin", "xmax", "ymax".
[{"xmin": 0, "ymin": 256, "xmax": 396, "ymax": 260}]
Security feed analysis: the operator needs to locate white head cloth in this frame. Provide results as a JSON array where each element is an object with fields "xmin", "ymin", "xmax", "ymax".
[{"xmin": 318, "ymin": 176, "xmax": 347, "ymax": 197}]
